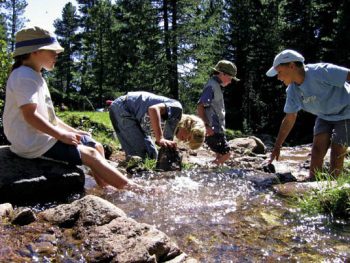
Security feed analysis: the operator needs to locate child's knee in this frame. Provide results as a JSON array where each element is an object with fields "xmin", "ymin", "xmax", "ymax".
[
  {"xmin": 79, "ymin": 145, "xmax": 101, "ymax": 164},
  {"xmin": 95, "ymin": 142, "xmax": 105, "ymax": 153}
]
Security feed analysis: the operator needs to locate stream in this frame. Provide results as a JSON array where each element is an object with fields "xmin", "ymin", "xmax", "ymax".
[
  {"xmin": 1, "ymin": 145, "xmax": 349, "ymax": 262},
  {"xmin": 86, "ymin": 145, "xmax": 350, "ymax": 262}
]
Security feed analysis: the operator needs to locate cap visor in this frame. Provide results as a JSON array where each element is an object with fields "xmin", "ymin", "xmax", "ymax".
[{"xmin": 266, "ymin": 67, "xmax": 277, "ymax": 77}]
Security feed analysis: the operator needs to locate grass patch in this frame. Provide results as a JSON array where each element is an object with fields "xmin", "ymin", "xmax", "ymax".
[
  {"xmin": 182, "ymin": 162, "xmax": 196, "ymax": 170},
  {"xmin": 143, "ymin": 158, "xmax": 157, "ymax": 170},
  {"xmin": 297, "ymin": 171, "xmax": 350, "ymax": 219}
]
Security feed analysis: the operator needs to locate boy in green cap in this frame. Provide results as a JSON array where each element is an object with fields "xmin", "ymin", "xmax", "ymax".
[{"xmin": 197, "ymin": 60, "xmax": 239, "ymax": 165}]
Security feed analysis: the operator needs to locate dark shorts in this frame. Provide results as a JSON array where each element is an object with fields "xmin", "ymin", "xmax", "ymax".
[
  {"xmin": 314, "ymin": 117, "xmax": 350, "ymax": 146},
  {"xmin": 43, "ymin": 135, "xmax": 97, "ymax": 165},
  {"xmin": 205, "ymin": 133, "xmax": 230, "ymax": 154}
]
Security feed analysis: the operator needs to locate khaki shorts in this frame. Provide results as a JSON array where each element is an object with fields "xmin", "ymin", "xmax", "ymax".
[{"xmin": 314, "ymin": 117, "xmax": 350, "ymax": 146}]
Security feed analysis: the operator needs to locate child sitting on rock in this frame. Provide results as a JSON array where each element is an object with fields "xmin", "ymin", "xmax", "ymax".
[{"xmin": 2, "ymin": 26, "xmax": 143, "ymax": 193}]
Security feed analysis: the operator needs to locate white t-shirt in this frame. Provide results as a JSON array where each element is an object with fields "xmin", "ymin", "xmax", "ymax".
[{"xmin": 3, "ymin": 66, "xmax": 58, "ymax": 158}]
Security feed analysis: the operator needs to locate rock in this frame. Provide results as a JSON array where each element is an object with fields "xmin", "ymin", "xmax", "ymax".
[
  {"xmin": 262, "ymin": 163, "xmax": 276, "ymax": 173},
  {"xmin": 40, "ymin": 195, "xmax": 126, "ymax": 227},
  {"xmin": 156, "ymin": 147, "xmax": 182, "ymax": 171},
  {"xmin": 244, "ymin": 171, "xmax": 297, "ymax": 188},
  {"xmin": 126, "ymin": 155, "xmax": 147, "ymax": 174},
  {"xmin": 40, "ymin": 195, "xmax": 195, "ymax": 262},
  {"xmin": 11, "ymin": 208, "xmax": 36, "ymax": 226},
  {"xmin": 0, "ymin": 203, "xmax": 13, "ymax": 218},
  {"xmin": 229, "ymin": 136, "xmax": 266, "ymax": 154},
  {"xmin": 273, "ymin": 181, "xmax": 337, "ymax": 198},
  {"xmin": 0, "ymin": 146, "xmax": 85, "ymax": 204}
]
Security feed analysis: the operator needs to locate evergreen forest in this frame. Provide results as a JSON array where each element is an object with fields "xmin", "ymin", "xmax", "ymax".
[{"xmin": 1, "ymin": 0, "xmax": 349, "ymax": 144}]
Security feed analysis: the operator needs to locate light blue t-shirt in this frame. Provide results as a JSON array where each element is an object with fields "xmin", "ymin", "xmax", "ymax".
[{"xmin": 284, "ymin": 63, "xmax": 350, "ymax": 121}]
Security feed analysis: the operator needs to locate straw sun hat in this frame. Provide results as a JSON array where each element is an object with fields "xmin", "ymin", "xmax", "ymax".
[{"xmin": 13, "ymin": 26, "xmax": 64, "ymax": 57}]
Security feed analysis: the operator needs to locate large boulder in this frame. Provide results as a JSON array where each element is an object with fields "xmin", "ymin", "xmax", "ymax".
[
  {"xmin": 229, "ymin": 136, "xmax": 266, "ymax": 154},
  {"xmin": 0, "ymin": 146, "xmax": 85, "ymax": 204},
  {"xmin": 40, "ymin": 195, "xmax": 196, "ymax": 262}
]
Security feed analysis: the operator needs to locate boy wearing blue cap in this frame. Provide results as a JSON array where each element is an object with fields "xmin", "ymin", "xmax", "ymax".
[{"xmin": 267, "ymin": 49, "xmax": 350, "ymax": 180}]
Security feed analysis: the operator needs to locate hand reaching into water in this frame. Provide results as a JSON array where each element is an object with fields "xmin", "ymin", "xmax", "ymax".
[
  {"xmin": 269, "ymin": 145, "xmax": 281, "ymax": 163},
  {"xmin": 121, "ymin": 182, "xmax": 164, "ymax": 195}
]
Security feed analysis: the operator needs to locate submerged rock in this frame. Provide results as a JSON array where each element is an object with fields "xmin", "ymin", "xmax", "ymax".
[
  {"xmin": 0, "ymin": 146, "xmax": 85, "ymax": 204},
  {"xmin": 243, "ymin": 171, "xmax": 297, "ymax": 188},
  {"xmin": 273, "ymin": 181, "xmax": 337, "ymax": 198}
]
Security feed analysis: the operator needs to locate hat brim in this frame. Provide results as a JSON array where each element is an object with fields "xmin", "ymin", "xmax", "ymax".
[
  {"xmin": 266, "ymin": 66, "xmax": 277, "ymax": 77},
  {"xmin": 213, "ymin": 67, "xmax": 240, "ymax": 81},
  {"xmin": 38, "ymin": 43, "xmax": 64, "ymax": 53},
  {"xmin": 13, "ymin": 42, "xmax": 64, "ymax": 57}
]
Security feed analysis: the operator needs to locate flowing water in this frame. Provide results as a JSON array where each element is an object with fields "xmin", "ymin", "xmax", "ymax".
[
  {"xmin": 90, "ymin": 176, "xmax": 350, "ymax": 262},
  {"xmin": 1, "ymin": 146, "xmax": 349, "ymax": 262},
  {"xmin": 85, "ymin": 146, "xmax": 350, "ymax": 262}
]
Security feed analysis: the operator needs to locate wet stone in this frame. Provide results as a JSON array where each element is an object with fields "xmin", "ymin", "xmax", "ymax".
[
  {"xmin": 156, "ymin": 147, "xmax": 182, "ymax": 171},
  {"xmin": 11, "ymin": 208, "xmax": 37, "ymax": 226},
  {"xmin": 263, "ymin": 163, "xmax": 276, "ymax": 173},
  {"xmin": 30, "ymin": 241, "xmax": 57, "ymax": 254},
  {"xmin": 0, "ymin": 203, "xmax": 13, "ymax": 218}
]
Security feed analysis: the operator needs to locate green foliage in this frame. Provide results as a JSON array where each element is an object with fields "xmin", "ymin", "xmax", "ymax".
[
  {"xmin": 298, "ymin": 172, "xmax": 350, "ymax": 219},
  {"xmin": 49, "ymin": 2, "xmax": 80, "ymax": 106},
  {"xmin": 0, "ymin": 0, "xmax": 345, "ymax": 142},
  {"xmin": 225, "ymin": 128, "xmax": 243, "ymax": 141},
  {"xmin": 2, "ymin": 0, "xmax": 27, "ymax": 51},
  {"xmin": 0, "ymin": 39, "xmax": 11, "ymax": 108},
  {"xmin": 181, "ymin": 162, "xmax": 195, "ymax": 170},
  {"xmin": 143, "ymin": 157, "xmax": 157, "ymax": 171}
]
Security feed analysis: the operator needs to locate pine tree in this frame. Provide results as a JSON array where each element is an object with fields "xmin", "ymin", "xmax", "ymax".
[
  {"xmin": 49, "ymin": 2, "xmax": 80, "ymax": 109},
  {"xmin": 178, "ymin": 0, "xmax": 225, "ymax": 113},
  {"xmin": 2, "ymin": 0, "xmax": 27, "ymax": 52}
]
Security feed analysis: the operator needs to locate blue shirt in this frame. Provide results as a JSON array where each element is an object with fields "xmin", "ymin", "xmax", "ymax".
[
  {"xmin": 198, "ymin": 76, "xmax": 226, "ymax": 133},
  {"xmin": 124, "ymin": 91, "xmax": 182, "ymax": 139},
  {"xmin": 284, "ymin": 63, "xmax": 350, "ymax": 121}
]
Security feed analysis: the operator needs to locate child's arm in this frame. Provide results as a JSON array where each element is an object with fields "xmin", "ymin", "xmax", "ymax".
[
  {"xmin": 21, "ymin": 103, "xmax": 81, "ymax": 146},
  {"xmin": 197, "ymin": 103, "xmax": 214, "ymax": 136},
  {"xmin": 56, "ymin": 117, "xmax": 91, "ymax": 136},
  {"xmin": 148, "ymin": 103, "xmax": 177, "ymax": 148}
]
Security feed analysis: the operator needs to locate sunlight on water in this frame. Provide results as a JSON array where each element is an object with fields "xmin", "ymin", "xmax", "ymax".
[
  {"xmin": 2, "ymin": 145, "xmax": 349, "ymax": 262},
  {"xmin": 92, "ymin": 166, "xmax": 350, "ymax": 262}
]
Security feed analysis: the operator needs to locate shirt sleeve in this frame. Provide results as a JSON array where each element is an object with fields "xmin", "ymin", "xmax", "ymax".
[
  {"xmin": 198, "ymin": 85, "xmax": 214, "ymax": 107},
  {"xmin": 12, "ymin": 77, "xmax": 39, "ymax": 107},
  {"xmin": 317, "ymin": 63, "xmax": 349, "ymax": 87}
]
